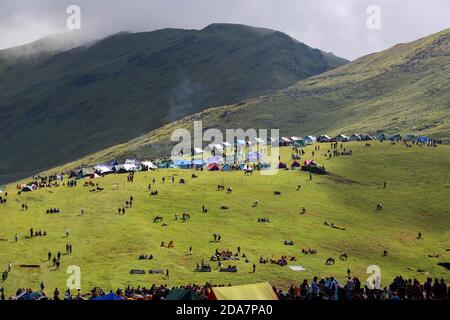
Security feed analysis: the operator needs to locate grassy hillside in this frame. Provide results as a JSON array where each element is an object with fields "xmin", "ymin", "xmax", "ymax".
[
  {"xmin": 50, "ymin": 28, "xmax": 450, "ymax": 170},
  {"xmin": 0, "ymin": 142, "xmax": 449, "ymax": 296},
  {"xmin": 0, "ymin": 24, "xmax": 347, "ymax": 185}
]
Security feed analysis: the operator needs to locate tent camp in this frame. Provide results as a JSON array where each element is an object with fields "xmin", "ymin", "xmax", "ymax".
[
  {"xmin": 236, "ymin": 140, "xmax": 247, "ymax": 147},
  {"xmin": 267, "ymin": 138, "xmax": 279, "ymax": 147},
  {"xmin": 247, "ymin": 151, "xmax": 262, "ymax": 162},
  {"xmin": 114, "ymin": 163, "xmax": 137, "ymax": 173},
  {"xmin": 207, "ymin": 156, "xmax": 223, "ymax": 164},
  {"xmin": 376, "ymin": 133, "xmax": 389, "ymax": 141},
  {"xmin": 317, "ymin": 135, "xmax": 332, "ymax": 142},
  {"xmin": 192, "ymin": 159, "xmax": 207, "ymax": 168},
  {"xmin": 301, "ymin": 160, "xmax": 327, "ymax": 174},
  {"xmin": 417, "ymin": 136, "xmax": 430, "ymax": 143},
  {"xmin": 15, "ymin": 291, "xmax": 45, "ymax": 300},
  {"xmin": 259, "ymin": 162, "xmax": 271, "ymax": 170},
  {"xmin": 280, "ymin": 137, "xmax": 293, "ymax": 146},
  {"xmin": 390, "ymin": 134, "xmax": 403, "ymax": 142},
  {"xmin": 304, "ymin": 136, "xmax": 317, "ymax": 144},
  {"xmin": 221, "ymin": 142, "xmax": 232, "ymax": 149},
  {"xmin": 106, "ymin": 159, "xmax": 119, "ymax": 166},
  {"xmin": 253, "ymin": 137, "xmax": 265, "ymax": 145},
  {"xmin": 404, "ymin": 134, "xmax": 417, "ymax": 142},
  {"xmin": 335, "ymin": 134, "xmax": 349, "ymax": 142},
  {"xmin": 208, "ymin": 282, "xmax": 278, "ymax": 300},
  {"xmin": 165, "ymin": 289, "xmax": 202, "ymax": 300},
  {"xmin": 349, "ymin": 134, "xmax": 361, "ymax": 141},
  {"xmin": 141, "ymin": 161, "xmax": 157, "ymax": 171},
  {"xmin": 289, "ymin": 136, "xmax": 303, "ymax": 142},
  {"xmin": 192, "ymin": 148, "xmax": 204, "ymax": 155},
  {"xmin": 95, "ymin": 164, "xmax": 114, "ymax": 175},
  {"xmin": 207, "ymin": 144, "xmax": 223, "ymax": 152},
  {"xmin": 21, "ymin": 185, "xmax": 35, "ymax": 192},
  {"xmin": 221, "ymin": 164, "xmax": 232, "ymax": 171},
  {"xmin": 156, "ymin": 159, "xmax": 174, "ymax": 169},
  {"xmin": 173, "ymin": 159, "xmax": 193, "ymax": 169},
  {"xmin": 208, "ymin": 164, "xmax": 222, "ymax": 171},
  {"xmin": 360, "ymin": 134, "xmax": 374, "ymax": 141},
  {"xmin": 294, "ymin": 140, "xmax": 306, "ymax": 147},
  {"xmin": 91, "ymin": 293, "xmax": 123, "ymax": 301}
]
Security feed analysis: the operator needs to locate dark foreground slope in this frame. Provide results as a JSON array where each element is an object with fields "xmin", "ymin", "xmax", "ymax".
[{"xmin": 0, "ymin": 23, "xmax": 346, "ymax": 184}]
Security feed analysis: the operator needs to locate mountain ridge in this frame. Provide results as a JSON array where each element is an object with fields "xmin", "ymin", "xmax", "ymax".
[
  {"xmin": 0, "ymin": 23, "xmax": 348, "ymax": 184},
  {"xmin": 34, "ymin": 28, "xmax": 450, "ymax": 176}
]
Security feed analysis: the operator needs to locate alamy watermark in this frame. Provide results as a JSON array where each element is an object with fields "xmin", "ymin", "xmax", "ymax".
[
  {"xmin": 366, "ymin": 5, "xmax": 382, "ymax": 30},
  {"xmin": 66, "ymin": 265, "xmax": 81, "ymax": 291},
  {"xmin": 66, "ymin": 5, "xmax": 81, "ymax": 30},
  {"xmin": 366, "ymin": 265, "xmax": 382, "ymax": 289}
]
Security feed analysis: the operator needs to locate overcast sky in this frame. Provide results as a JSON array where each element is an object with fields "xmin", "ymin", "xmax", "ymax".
[{"xmin": 0, "ymin": 0, "xmax": 449, "ymax": 60}]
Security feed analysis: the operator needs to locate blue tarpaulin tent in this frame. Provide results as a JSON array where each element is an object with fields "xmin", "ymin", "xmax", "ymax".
[
  {"xmin": 91, "ymin": 293, "xmax": 123, "ymax": 300},
  {"xmin": 416, "ymin": 136, "xmax": 430, "ymax": 143}
]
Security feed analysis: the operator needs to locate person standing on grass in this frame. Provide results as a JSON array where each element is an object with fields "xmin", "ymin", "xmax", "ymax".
[
  {"xmin": 7, "ymin": 261, "xmax": 12, "ymax": 272},
  {"xmin": 311, "ymin": 276, "xmax": 320, "ymax": 299},
  {"xmin": 66, "ymin": 228, "xmax": 70, "ymax": 238},
  {"xmin": 54, "ymin": 288, "xmax": 60, "ymax": 300},
  {"xmin": 15, "ymin": 234, "xmax": 18, "ymax": 242},
  {"xmin": 166, "ymin": 269, "xmax": 169, "ymax": 279},
  {"xmin": 40, "ymin": 281, "xmax": 45, "ymax": 292},
  {"xmin": 253, "ymin": 263, "xmax": 256, "ymax": 273}
]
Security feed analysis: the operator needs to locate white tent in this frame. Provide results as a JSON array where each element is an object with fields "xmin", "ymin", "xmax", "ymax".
[
  {"xmin": 335, "ymin": 134, "xmax": 349, "ymax": 142},
  {"xmin": 125, "ymin": 159, "xmax": 140, "ymax": 165},
  {"xmin": 221, "ymin": 142, "xmax": 232, "ymax": 148},
  {"xmin": 114, "ymin": 163, "xmax": 136, "ymax": 172},
  {"xmin": 253, "ymin": 137, "xmax": 265, "ymax": 145},
  {"xmin": 141, "ymin": 161, "xmax": 157, "ymax": 170},
  {"xmin": 192, "ymin": 148, "xmax": 204, "ymax": 155},
  {"xmin": 95, "ymin": 164, "xmax": 114, "ymax": 174},
  {"xmin": 206, "ymin": 144, "xmax": 223, "ymax": 152}
]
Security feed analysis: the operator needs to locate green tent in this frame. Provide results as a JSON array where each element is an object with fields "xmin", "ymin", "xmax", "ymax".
[{"xmin": 165, "ymin": 289, "xmax": 202, "ymax": 300}]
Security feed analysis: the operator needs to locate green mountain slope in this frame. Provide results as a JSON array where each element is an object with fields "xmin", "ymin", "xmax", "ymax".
[
  {"xmin": 0, "ymin": 23, "xmax": 347, "ymax": 184},
  {"xmin": 48, "ymin": 28, "xmax": 449, "ymax": 171}
]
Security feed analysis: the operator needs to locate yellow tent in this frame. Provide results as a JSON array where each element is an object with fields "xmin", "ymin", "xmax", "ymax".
[{"xmin": 210, "ymin": 282, "xmax": 278, "ymax": 300}]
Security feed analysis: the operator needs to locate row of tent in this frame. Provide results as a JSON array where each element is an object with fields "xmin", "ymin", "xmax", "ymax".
[
  {"xmin": 316, "ymin": 133, "xmax": 431, "ymax": 143},
  {"xmin": 196, "ymin": 133, "xmax": 432, "ymax": 152},
  {"xmin": 70, "ymin": 159, "xmax": 158, "ymax": 178},
  {"xmin": 69, "ymin": 133, "xmax": 432, "ymax": 178}
]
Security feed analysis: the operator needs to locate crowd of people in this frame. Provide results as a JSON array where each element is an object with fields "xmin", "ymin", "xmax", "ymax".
[{"xmin": 1, "ymin": 275, "xmax": 447, "ymax": 300}]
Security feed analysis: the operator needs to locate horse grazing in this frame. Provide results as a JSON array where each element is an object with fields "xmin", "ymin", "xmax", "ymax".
[
  {"xmin": 326, "ymin": 257, "xmax": 335, "ymax": 265},
  {"xmin": 252, "ymin": 200, "xmax": 259, "ymax": 207},
  {"xmin": 274, "ymin": 191, "xmax": 281, "ymax": 196},
  {"xmin": 153, "ymin": 216, "xmax": 163, "ymax": 223},
  {"xmin": 217, "ymin": 184, "xmax": 225, "ymax": 191},
  {"xmin": 376, "ymin": 203, "xmax": 383, "ymax": 211},
  {"xmin": 340, "ymin": 253, "xmax": 348, "ymax": 261},
  {"xmin": 227, "ymin": 187, "xmax": 233, "ymax": 194}
]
